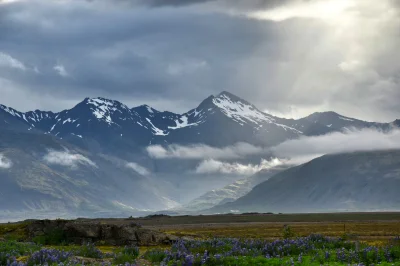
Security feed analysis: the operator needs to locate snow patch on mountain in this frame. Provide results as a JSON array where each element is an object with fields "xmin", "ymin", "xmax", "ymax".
[
  {"xmin": 168, "ymin": 115, "xmax": 202, "ymax": 129},
  {"xmin": 146, "ymin": 118, "xmax": 169, "ymax": 136},
  {"xmin": 86, "ymin": 97, "xmax": 129, "ymax": 125},
  {"xmin": 0, "ymin": 105, "xmax": 22, "ymax": 118}
]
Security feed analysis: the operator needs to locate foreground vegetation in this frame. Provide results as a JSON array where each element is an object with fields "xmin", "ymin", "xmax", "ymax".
[
  {"xmin": 1, "ymin": 214, "xmax": 400, "ymax": 265},
  {"xmin": 1, "ymin": 232, "xmax": 400, "ymax": 265}
]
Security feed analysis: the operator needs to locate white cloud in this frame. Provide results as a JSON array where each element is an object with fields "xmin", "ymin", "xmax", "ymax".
[
  {"xmin": 53, "ymin": 64, "xmax": 69, "ymax": 77},
  {"xmin": 271, "ymin": 127, "xmax": 400, "ymax": 164},
  {"xmin": 149, "ymin": 128, "xmax": 400, "ymax": 171},
  {"xmin": 246, "ymin": 0, "xmax": 356, "ymax": 22},
  {"xmin": 43, "ymin": 149, "xmax": 96, "ymax": 168},
  {"xmin": 0, "ymin": 52, "xmax": 26, "ymax": 71},
  {"xmin": 146, "ymin": 142, "xmax": 264, "ymax": 160},
  {"xmin": 0, "ymin": 0, "xmax": 21, "ymax": 4},
  {"xmin": 195, "ymin": 158, "xmax": 283, "ymax": 176},
  {"xmin": 126, "ymin": 162, "xmax": 150, "ymax": 176},
  {"xmin": 0, "ymin": 154, "xmax": 12, "ymax": 169}
]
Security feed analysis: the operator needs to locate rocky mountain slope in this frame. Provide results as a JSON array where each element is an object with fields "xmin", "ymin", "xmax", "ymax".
[
  {"xmin": 208, "ymin": 150, "xmax": 400, "ymax": 213},
  {"xmin": 0, "ymin": 129, "xmax": 178, "ymax": 221},
  {"xmin": 178, "ymin": 165, "xmax": 291, "ymax": 212}
]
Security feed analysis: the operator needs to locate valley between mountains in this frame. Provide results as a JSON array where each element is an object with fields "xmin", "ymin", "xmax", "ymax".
[{"xmin": 1, "ymin": 91, "xmax": 400, "ymax": 221}]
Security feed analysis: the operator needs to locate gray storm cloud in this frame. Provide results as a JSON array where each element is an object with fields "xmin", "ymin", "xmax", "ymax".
[
  {"xmin": 0, "ymin": 0, "xmax": 399, "ymax": 121},
  {"xmin": 43, "ymin": 149, "xmax": 97, "ymax": 169},
  {"xmin": 0, "ymin": 154, "xmax": 12, "ymax": 169}
]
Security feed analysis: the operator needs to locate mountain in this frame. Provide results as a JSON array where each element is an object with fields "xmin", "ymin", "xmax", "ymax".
[
  {"xmin": 279, "ymin": 111, "xmax": 392, "ymax": 137},
  {"xmin": 1, "ymin": 91, "xmax": 399, "ymax": 219},
  {"xmin": 0, "ymin": 92, "xmax": 302, "ymax": 149},
  {"xmin": 4, "ymin": 91, "xmax": 394, "ymax": 152},
  {"xmin": 208, "ymin": 150, "xmax": 400, "ymax": 213},
  {"xmin": 177, "ymin": 164, "xmax": 291, "ymax": 212},
  {"xmin": 0, "ymin": 129, "xmax": 179, "ymax": 221}
]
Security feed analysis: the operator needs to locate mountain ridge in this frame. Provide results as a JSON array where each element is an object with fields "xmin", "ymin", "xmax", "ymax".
[
  {"xmin": 2, "ymin": 91, "xmax": 397, "ymax": 149},
  {"xmin": 207, "ymin": 149, "xmax": 400, "ymax": 214}
]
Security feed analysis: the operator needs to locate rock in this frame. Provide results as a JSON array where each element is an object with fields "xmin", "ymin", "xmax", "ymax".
[
  {"xmin": 26, "ymin": 219, "xmax": 176, "ymax": 246},
  {"xmin": 0, "ymin": 237, "xmax": 5, "ymax": 242}
]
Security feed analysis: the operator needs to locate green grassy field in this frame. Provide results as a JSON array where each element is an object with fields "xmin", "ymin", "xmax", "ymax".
[
  {"xmin": 135, "ymin": 212, "xmax": 400, "ymax": 245},
  {"xmin": 1, "ymin": 213, "xmax": 400, "ymax": 265}
]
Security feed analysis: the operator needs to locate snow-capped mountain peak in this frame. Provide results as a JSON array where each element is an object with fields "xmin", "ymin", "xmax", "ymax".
[
  {"xmin": 1, "ymin": 91, "xmax": 397, "ymax": 148},
  {"xmin": 83, "ymin": 97, "xmax": 131, "ymax": 125},
  {"xmin": 212, "ymin": 92, "xmax": 275, "ymax": 125}
]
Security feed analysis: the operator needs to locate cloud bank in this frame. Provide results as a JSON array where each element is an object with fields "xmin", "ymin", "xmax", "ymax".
[
  {"xmin": 146, "ymin": 142, "xmax": 264, "ymax": 159},
  {"xmin": 195, "ymin": 158, "xmax": 283, "ymax": 176},
  {"xmin": 0, "ymin": 154, "xmax": 12, "ymax": 169},
  {"xmin": 272, "ymin": 128, "xmax": 400, "ymax": 163},
  {"xmin": 126, "ymin": 162, "xmax": 150, "ymax": 176},
  {"xmin": 149, "ymin": 127, "xmax": 400, "ymax": 174},
  {"xmin": 43, "ymin": 150, "xmax": 97, "ymax": 169}
]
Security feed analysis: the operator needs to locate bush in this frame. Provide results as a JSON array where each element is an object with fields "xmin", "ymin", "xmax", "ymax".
[
  {"xmin": 113, "ymin": 246, "xmax": 140, "ymax": 264},
  {"xmin": 282, "ymin": 225, "xmax": 296, "ymax": 239},
  {"xmin": 73, "ymin": 243, "xmax": 103, "ymax": 259},
  {"xmin": 143, "ymin": 249, "xmax": 167, "ymax": 263},
  {"xmin": 32, "ymin": 228, "xmax": 67, "ymax": 245}
]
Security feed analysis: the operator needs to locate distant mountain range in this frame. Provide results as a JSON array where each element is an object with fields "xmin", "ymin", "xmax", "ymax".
[
  {"xmin": 208, "ymin": 150, "xmax": 400, "ymax": 214},
  {"xmin": 1, "ymin": 91, "xmax": 399, "ymax": 220},
  {"xmin": 2, "ymin": 91, "xmax": 398, "ymax": 152}
]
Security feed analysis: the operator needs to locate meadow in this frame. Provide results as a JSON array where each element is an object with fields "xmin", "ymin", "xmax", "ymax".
[{"xmin": 1, "ymin": 213, "xmax": 400, "ymax": 265}]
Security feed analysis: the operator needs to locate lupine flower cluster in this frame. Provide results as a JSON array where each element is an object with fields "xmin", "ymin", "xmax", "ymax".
[
  {"xmin": 73, "ymin": 243, "xmax": 104, "ymax": 259},
  {"xmin": 2, "ymin": 235, "xmax": 400, "ymax": 265},
  {"xmin": 143, "ymin": 235, "xmax": 400, "ymax": 265},
  {"xmin": 27, "ymin": 248, "xmax": 72, "ymax": 265},
  {"xmin": 2, "ymin": 242, "xmax": 139, "ymax": 266}
]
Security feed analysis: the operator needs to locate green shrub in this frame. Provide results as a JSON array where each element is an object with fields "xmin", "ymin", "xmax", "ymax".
[
  {"xmin": 113, "ymin": 246, "xmax": 139, "ymax": 264},
  {"xmin": 143, "ymin": 248, "xmax": 167, "ymax": 263},
  {"xmin": 32, "ymin": 228, "xmax": 67, "ymax": 245},
  {"xmin": 73, "ymin": 243, "xmax": 103, "ymax": 258},
  {"xmin": 282, "ymin": 225, "xmax": 296, "ymax": 239},
  {"xmin": 0, "ymin": 241, "xmax": 40, "ymax": 265}
]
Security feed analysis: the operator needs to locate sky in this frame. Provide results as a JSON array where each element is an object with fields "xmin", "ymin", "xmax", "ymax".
[{"xmin": 0, "ymin": 0, "xmax": 399, "ymax": 122}]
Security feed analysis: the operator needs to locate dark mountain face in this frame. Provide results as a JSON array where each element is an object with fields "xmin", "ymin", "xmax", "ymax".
[{"xmin": 208, "ymin": 150, "xmax": 400, "ymax": 214}]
